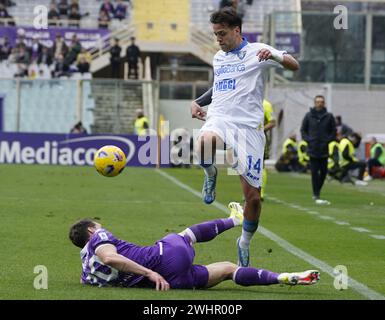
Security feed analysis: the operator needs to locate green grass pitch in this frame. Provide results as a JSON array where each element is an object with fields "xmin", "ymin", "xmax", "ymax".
[{"xmin": 0, "ymin": 164, "xmax": 384, "ymax": 300}]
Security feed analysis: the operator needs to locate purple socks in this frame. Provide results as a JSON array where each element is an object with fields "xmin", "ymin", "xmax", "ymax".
[
  {"xmin": 234, "ymin": 267, "xmax": 279, "ymax": 286},
  {"xmin": 187, "ymin": 218, "xmax": 235, "ymax": 243}
]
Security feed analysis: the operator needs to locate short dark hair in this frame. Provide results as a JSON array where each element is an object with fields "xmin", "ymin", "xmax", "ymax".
[
  {"xmin": 210, "ymin": 8, "xmax": 242, "ymax": 32},
  {"xmin": 314, "ymin": 95, "xmax": 325, "ymax": 101},
  {"xmin": 69, "ymin": 219, "xmax": 95, "ymax": 248}
]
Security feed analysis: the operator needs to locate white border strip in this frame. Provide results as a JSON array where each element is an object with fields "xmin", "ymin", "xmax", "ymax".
[{"xmin": 156, "ymin": 169, "xmax": 385, "ymax": 301}]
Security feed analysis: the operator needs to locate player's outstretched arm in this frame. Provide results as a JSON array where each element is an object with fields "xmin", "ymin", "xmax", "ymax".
[
  {"xmin": 257, "ymin": 48, "xmax": 299, "ymax": 71},
  {"xmin": 96, "ymin": 244, "xmax": 170, "ymax": 291},
  {"xmin": 281, "ymin": 54, "xmax": 299, "ymax": 71}
]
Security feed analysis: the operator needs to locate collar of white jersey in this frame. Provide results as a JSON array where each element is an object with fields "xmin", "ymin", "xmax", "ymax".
[{"xmin": 226, "ymin": 37, "xmax": 248, "ymax": 55}]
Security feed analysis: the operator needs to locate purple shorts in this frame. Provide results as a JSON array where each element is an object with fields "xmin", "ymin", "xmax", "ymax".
[{"xmin": 153, "ymin": 233, "xmax": 209, "ymax": 289}]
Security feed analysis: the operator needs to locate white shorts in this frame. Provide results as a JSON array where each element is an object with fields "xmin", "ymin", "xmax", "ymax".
[{"xmin": 199, "ymin": 116, "xmax": 265, "ymax": 188}]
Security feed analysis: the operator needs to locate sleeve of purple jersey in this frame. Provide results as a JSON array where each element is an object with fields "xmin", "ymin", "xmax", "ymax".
[{"xmin": 89, "ymin": 229, "xmax": 118, "ymax": 251}]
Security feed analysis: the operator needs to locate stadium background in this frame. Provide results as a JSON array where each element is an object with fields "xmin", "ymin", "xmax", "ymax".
[{"xmin": 0, "ymin": 0, "xmax": 384, "ymax": 301}]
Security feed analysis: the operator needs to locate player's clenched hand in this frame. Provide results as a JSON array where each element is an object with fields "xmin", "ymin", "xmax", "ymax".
[
  {"xmin": 146, "ymin": 271, "xmax": 170, "ymax": 291},
  {"xmin": 256, "ymin": 48, "xmax": 273, "ymax": 62},
  {"xmin": 191, "ymin": 101, "xmax": 206, "ymax": 121}
]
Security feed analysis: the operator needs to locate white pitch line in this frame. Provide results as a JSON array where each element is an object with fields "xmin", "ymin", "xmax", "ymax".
[
  {"xmin": 334, "ymin": 221, "xmax": 351, "ymax": 226},
  {"xmin": 318, "ymin": 215, "xmax": 335, "ymax": 221},
  {"xmin": 266, "ymin": 197, "xmax": 378, "ymax": 237},
  {"xmin": 370, "ymin": 235, "xmax": 385, "ymax": 240},
  {"xmin": 351, "ymin": 227, "xmax": 372, "ymax": 233},
  {"xmin": 156, "ymin": 169, "xmax": 385, "ymax": 301}
]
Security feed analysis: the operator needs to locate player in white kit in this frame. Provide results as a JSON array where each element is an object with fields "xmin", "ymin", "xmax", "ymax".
[{"xmin": 191, "ymin": 8, "xmax": 299, "ymax": 267}]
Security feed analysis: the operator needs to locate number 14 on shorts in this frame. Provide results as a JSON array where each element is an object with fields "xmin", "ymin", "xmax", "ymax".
[
  {"xmin": 246, "ymin": 156, "xmax": 261, "ymax": 181},
  {"xmin": 247, "ymin": 156, "xmax": 261, "ymax": 173}
]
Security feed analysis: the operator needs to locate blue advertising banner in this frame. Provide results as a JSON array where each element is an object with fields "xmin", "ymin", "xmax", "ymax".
[{"xmin": 0, "ymin": 133, "xmax": 171, "ymax": 167}]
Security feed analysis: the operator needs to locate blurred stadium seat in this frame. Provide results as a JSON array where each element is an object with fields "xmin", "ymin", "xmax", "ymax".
[{"xmin": 134, "ymin": 0, "xmax": 189, "ymax": 43}]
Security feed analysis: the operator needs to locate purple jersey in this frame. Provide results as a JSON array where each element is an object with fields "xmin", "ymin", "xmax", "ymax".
[{"xmin": 80, "ymin": 228, "xmax": 161, "ymax": 287}]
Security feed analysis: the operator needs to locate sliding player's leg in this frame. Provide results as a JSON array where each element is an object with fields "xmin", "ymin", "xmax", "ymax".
[
  {"xmin": 178, "ymin": 203, "xmax": 244, "ymax": 243},
  {"xmin": 204, "ymin": 262, "xmax": 320, "ymax": 288}
]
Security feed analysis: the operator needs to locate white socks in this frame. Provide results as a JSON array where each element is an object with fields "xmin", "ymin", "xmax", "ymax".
[
  {"xmin": 203, "ymin": 164, "xmax": 216, "ymax": 177},
  {"xmin": 239, "ymin": 229, "xmax": 254, "ymax": 249}
]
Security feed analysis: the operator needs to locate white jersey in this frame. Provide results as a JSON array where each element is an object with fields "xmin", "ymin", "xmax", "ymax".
[{"xmin": 208, "ymin": 39, "xmax": 285, "ymax": 128}]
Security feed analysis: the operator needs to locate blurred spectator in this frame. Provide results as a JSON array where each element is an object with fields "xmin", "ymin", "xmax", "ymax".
[
  {"xmin": 339, "ymin": 133, "xmax": 367, "ymax": 186},
  {"xmin": 69, "ymin": 0, "xmax": 79, "ymax": 12},
  {"xmin": 77, "ymin": 47, "xmax": 91, "ymax": 64},
  {"xmin": 52, "ymin": 54, "xmax": 69, "ymax": 77},
  {"xmin": 98, "ymin": 9, "xmax": 110, "ymax": 29},
  {"xmin": 134, "ymin": 109, "xmax": 149, "ymax": 136},
  {"xmin": 52, "ymin": 33, "xmax": 68, "ymax": 60},
  {"xmin": 219, "ymin": 0, "xmax": 233, "ymax": 9},
  {"xmin": 0, "ymin": 2, "xmax": 14, "ymax": 26},
  {"xmin": 0, "ymin": 36, "xmax": 12, "ymax": 61},
  {"xmin": 29, "ymin": 35, "xmax": 43, "ymax": 63},
  {"xmin": 28, "ymin": 63, "xmax": 39, "ymax": 79},
  {"xmin": 68, "ymin": 6, "xmax": 81, "ymax": 27},
  {"xmin": 48, "ymin": 2, "xmax": 60, "ymax": 26},
  {"xmin": 275, "ymin": 134, "xmax": 300, "ymax": 172},
  {"xmin": 114, "ymin": 0, "xmax": 128, "ymax": 20},
  {"xmin": 365, "ymin": 137, "xmax": 385, "ymax": 181},
  {"xmin": 64, "ymin": 34, "xmax": 81, "ymax": 65},
  {"xmin": 37, "ymin": 46, "xmax": 53, "ymax": 66},
  {"xmin": 14, "ymin": 63, "xmax": 28, "ymax": 78},
  {"xmin": 100, "ymin": 0, "xmax": 114, "ymax": 18},
  {"xmin": 335, "ymin": 115, "xmax": 353, "ymax": 138},
  {"xmin": 70, "ymin": 121, "xmax": 87, "ymax": 134},
  {"xmin": 16, "ymin": 45, "xmax": 30, "ymax": 65},
  {"xmin": 77, "ymin": 55, "xmax": 90, "ymax": 73},
  {"xmin": 7, "ymin": 47, "xmax": 18, "ymax": 63},
  {"xmin": 58, "ymin": 0, "xmax": 69, "ymax": 17},
  {"xmin": 126, "ymin": 37, "xmax": 140, "ymax": 79},
  {"xmin": 109, "ymin": 37, "xmax": 121, "ymax": 78},
  {"xmin": 14, "ymin": 45, "xmax": 30, "ymax": 77},
  {"xmin": 15, "ymin": 29, "xmax": 28, "ymax": 49},
  {"xmin": 0, "ymin": 0, "xmax": 16, "ymax": 7}
]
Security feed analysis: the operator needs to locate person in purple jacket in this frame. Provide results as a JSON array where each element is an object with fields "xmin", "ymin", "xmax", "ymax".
[{"xmin": 69, "ymin": 202, "xmax": 320, "ymax": 291}]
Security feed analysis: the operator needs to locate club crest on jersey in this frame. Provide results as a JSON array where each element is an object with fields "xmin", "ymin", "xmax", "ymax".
[{"xmin": 237, "ymin": 50, "xmax": 246, "ymax": 60}]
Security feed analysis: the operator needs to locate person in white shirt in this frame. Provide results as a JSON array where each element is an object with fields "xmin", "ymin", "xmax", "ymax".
[{"xmin": 190, "ymin": 8, "xmax": 299, "ymax": 267}]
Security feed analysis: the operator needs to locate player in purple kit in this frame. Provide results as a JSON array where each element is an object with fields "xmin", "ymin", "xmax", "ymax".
[{"xmin": 69, "ymin": 202, "xmax": 320, "ymax": 290}]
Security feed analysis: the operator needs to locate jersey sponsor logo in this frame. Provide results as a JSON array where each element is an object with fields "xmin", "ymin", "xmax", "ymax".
[
  {"xmin": 237, "ymin": 50, "xmax": 246, "ymax": 60},
  {"xmin": 214, "ymin": 63, "xmax": 245, "ymax": 76},
  {"xmin": 214, "ymin": 78, "xmax": 236, "ymax": 92}
]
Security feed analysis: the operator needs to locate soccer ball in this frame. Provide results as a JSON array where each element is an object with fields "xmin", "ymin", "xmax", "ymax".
[{"xmin": 94, "ymin": 145, "xmax": 126, "ymax": 177}]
